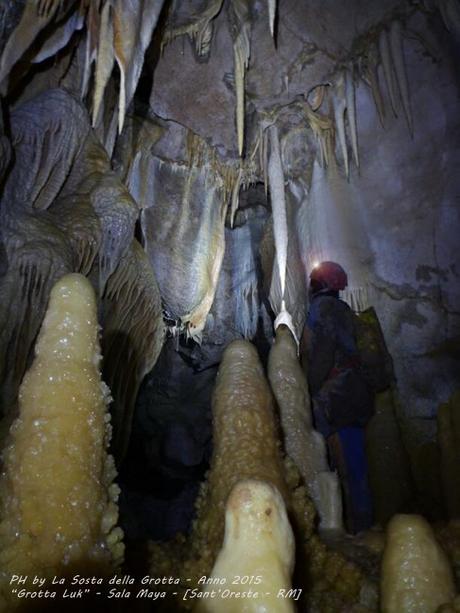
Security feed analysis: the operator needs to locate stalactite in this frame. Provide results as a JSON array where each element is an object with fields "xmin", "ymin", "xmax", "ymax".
[
  {"xmin": 260, "ymin": 123, "xmax": 269, "ymax": 194},
  {"xmin": 0, "ymin": 0, "xmax": 63, "ymax": 91},
  {"xmin": 0, "ymin": 274, "xmax": 123, "ymax": 610},
  {"xmin": 267, "ymin": 125, "xmax": 299, "ymax": 343},
  {"xmin": 389, "ymin": 20, "xmax": 413, "ymax": 136},
  {"xmin": 331, "ymin": 70, "xmax": 349, "ymax": 177},
  {"xmin": 268, "ymin": 324, "xmax": 344, "ymax": 532},
  {"xmin": 345, "ymin": 65, "xmax": 359, "ymax": 169},
  {"xmin": 92, "ymin": 0, "xmax": 114, "ymax": 127},
  {"xmin": 37, "ymin": 0, "xmax": 62, "ymax": 19},
  {"xmin": 268, "ymin": 0, "xmax": 277, "ymax": 38},
  {"xmin": 160, "ymin": 0, "xmax": 224, "ymax": 57},
  {"xmin": 379, "ymin": 27, "xmax": 398, "ymax": 118},
  {"xmin": 198, "ymin": 480, "xmax": 295, "ymax": 612},
  {"xmin": 32, "ymin": 5, "xmax": 84, "ymax": 64},
  {"xmin": 113, "ymin": 0, "xmax": 165, "ymax": 133},
  {"xmin": 268, "ymin": 125, "xmax": 287, "ymax": 300},
  {"xmin": 362, "ymin": 42, "xmax": 386, "ymax": 128},
  {"xmin": 81, "ymin": 0, "xmax": 101, "ymax": 98},
  {"xmin": 381, "ymin": 514, "xmax": 455, "ymax": 612},
  {"xmin": 304, "ymin": 103, "xmax": 335, "ymax": 168},
  {"xmin": 228, "ymin": 0, "xmax": 251, "ymax": 157},
  {"xmin": 304, "ymin": 150, "xmax": 373, "ymax": 312}
]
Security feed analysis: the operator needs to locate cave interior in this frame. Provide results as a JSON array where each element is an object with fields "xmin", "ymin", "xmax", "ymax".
[{"xmin": 0, "ymin": 0, "xmax": 460, "ymax": 611}]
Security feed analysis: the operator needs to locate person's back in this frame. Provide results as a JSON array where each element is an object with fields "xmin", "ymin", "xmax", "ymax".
[
  {"xmin": 304, "ymin": 290, "xmax": 374, "ymax": 435},
  {"xmin": 300, "ymin": 262, "xmax": 374, "ymax": 533}
]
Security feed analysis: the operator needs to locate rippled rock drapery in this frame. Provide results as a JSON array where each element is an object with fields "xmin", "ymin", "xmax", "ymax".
[{"xmin": 0, "ymin": 88, "xmax": 163, "ymax": 463}]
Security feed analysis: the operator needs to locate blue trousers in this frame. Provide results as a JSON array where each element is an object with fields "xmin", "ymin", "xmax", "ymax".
[{"xmin": 328, "ymin": 427, "xmax": 374, "ymax": 534}]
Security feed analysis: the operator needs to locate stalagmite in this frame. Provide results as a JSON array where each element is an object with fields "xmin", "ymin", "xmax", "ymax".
[
  {"xmin": 331, "ymin": 71, "xmax": 349, "ymax": 177},
  {"xmin": 199, "ymin": 338, "xmax": 288, "ymax": 539},
  {"xmin": 150, "ymin": 340, "xmax": 291, "ymax": 596},
  {"xmin": 198, "ymin": 480, "xmax": 295, "ymax": 612},
  {"xmin": 378, "ymin": 28, "xmax": 398, "ymax": 117},
  {"xmin": 0, "ymin": 274, "xmax": 123, "ymax": 609},
  {"xmin": 355, "ymin": 308, "xmax": 415, "ymax": 524},
  {"xmin": 345, "ymin": 65, "xmax": 359, "ymax": 169},
  {"xmin": 268, "ymin": 324, "xmax": 344, "ymax": 532},
  {"xmin": 151, "ymin": 338, "xmax": 366, "ymax": 609},
  {"xmin": 381, "ymin": 514, "xmax": 455, "ymax": 613},
  {"xmin": 438, "ymin": 391, "xmax": 460, "ymax": 519},
  {"xmin": 365, "ymin": 390, "xmax": 415, "ymax": 525},
  {"xmin": 389, "ymin": 20, "xmax": 413, "ymax": 135}
]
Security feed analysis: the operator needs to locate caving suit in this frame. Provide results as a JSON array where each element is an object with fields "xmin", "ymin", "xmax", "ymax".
[{"xmin": 302, "ymin": 290, "xmax": 374, "ymax": 533}]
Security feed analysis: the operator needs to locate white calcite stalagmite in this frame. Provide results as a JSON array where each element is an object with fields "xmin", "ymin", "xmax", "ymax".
[
  {"xmin": 381, "ymin": 514, "xmax": 455, "ymax": 613},
  {"xmin": 0, "ymin": 274, "xmax": 123, "ymax": 607},
  {"xmin": 268, "ymin": 324, "xmax": 343, "ymax": 532},
  {"xmin": 198, "ymin": 480, "xmax": 295, "ymax": 613}
]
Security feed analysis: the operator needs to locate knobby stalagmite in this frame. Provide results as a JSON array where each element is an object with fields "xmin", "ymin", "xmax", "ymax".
[
  {"xmin": 205, "ymin": 339, "xmax": 288, "ymax": 510},
  {"xmin": 198, "ymin": 479, "xmax": 295, "ymax": 612},
  {"xmin": 0, "ymin": 274, "xmax": 123, "ymax": 611},
  {"xmin": 150, "ymin": 340, "xmax": 296, "ymax": 606},
  {"xmin": 381, "ymin": 514, "xmax": 456, "ymax": 613},
  {"xmin": 150, "ymin": 339, "xmax": 367, "ymax": 611},
  {"xmin": 268, "ymin": 324, "xmax": 344, "ymax": 532}
]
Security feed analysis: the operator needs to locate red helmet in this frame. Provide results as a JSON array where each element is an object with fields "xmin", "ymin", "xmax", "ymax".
[{"xmin": 310, "ymin": 261, "xmax": 348, "ymax": 291}]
